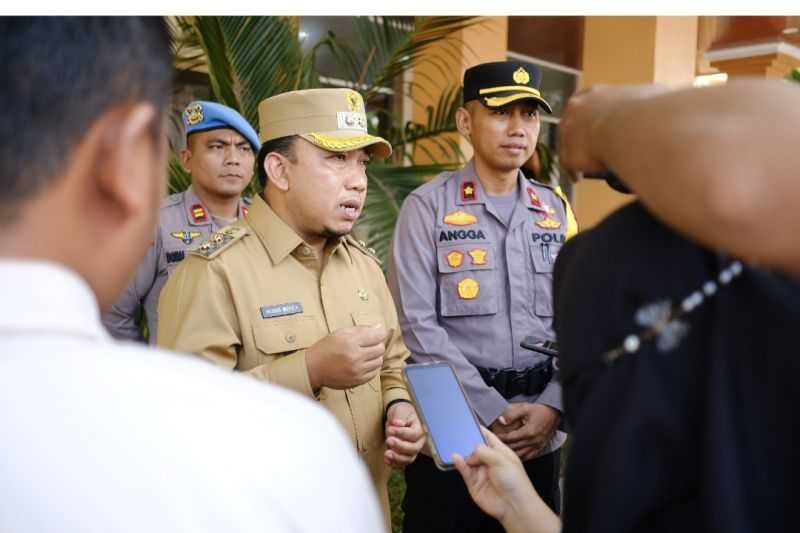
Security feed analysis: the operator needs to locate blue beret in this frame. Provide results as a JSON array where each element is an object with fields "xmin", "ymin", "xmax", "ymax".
[{"xmin": 183, "ymin": 101, "xmax": 261, "ymax": 152}]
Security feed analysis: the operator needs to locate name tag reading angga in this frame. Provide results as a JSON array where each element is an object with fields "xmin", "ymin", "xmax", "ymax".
[{"xmin": 260, "ymin": 302, "xmax": 303, "ymax": 319}]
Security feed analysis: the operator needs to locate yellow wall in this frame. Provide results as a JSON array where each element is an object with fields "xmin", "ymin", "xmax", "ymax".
[
  {"xmin": 574, "ymin": 16, "xmax": 698, "ymax": 229},
  {"xmin": 410, "ymin": 17, "xmax": 508, "ymax": 165}
]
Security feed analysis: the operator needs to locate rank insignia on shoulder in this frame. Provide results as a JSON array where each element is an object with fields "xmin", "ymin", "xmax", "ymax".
[
  {"xmin": 446, "ymin": 250, "xmax": 464, "ymax": 268},
  {"xmin": 345, "ymin": 236, "xmax": 382, "ymax": 265},
  {"xmin": 170, "ymin": 230, "xmax": 202, "ymax": 245},
  {"xmin": 457, "ymin": 277, "xmax": 480, "ymax": 300},
  {"xmin": 527, "ymin": 186, "xmax": 542, "ymax": 208},
  {"xmin": 443, "ymin": 209, "xmax": 478, "ymax": 226},
  {"xmin": 191, "ymin": 226, "xmax": 248, "ymax": 260},
  {"xmin": 468, "ymin": 248, "xmax": 487, "ymax": 265},
  {"xmin": 260, "ymin": 301, "xmax": 303, "ymax": 319},
  {"xmin": 461, "ymin": 181, "xmax": 477, "ymax": 202},
  {"xmin": 191, "ymin": 204, "xmax": 208, "ymax": 223}
]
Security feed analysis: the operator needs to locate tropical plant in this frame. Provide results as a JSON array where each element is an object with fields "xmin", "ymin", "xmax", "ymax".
[{"xmin": 166, "ymin": 16, "xmax": 482, "ymax": 265}]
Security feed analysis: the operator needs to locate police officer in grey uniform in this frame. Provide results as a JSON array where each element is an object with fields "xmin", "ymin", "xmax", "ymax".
[
  {"xmin": 103, "ymin": 101, "xmax": 260, "ymax": 343},
  {"xmin": 388, "ymin": 61, "xmax": 575, "ymax": 533}
]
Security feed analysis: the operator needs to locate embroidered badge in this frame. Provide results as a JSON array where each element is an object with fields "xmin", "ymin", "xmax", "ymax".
[
  {"xmin": 468, "ymin": 248, "xmax": 487, "ymax": 266},
  {"xmin": 165, "ymin": 250, "xmax": 185, "ymax": 264},
  {"xmin": 461, "ymin": 181, "xmax": 477, "ymax": 202},
  {"xmin": 527, "ymin": 187, "xmax": 542, "ymax": 208},
  {"xmin": 446, "ymin": 250, "xmax": 464, "ymax": 268},
  {"xmin": 535, "ymin": 203, "xmax": 561, "ymax": 230},
  {"xmin": 357, "ymin": 288, "xmax": 369, "ymax": 301},
  {"xmin": 170, "ymin": 231, "xmax": 202, "ymax": 245},
  {"xmin": 443, "ymin": 210, "xmax": 478, "ymax": 226},
  {"xmin": 457, "ymin": 278, "xmax": 480, "ymax": 300},
  {"xmin": 513, "ymin": 67, "xmax": 530, "ymax": 85},
  {"xmin": 185, "ymin": 103, "xmax": 204, "ymax": 125},
  {"xmin": 346, "ymin": 90, "xmax": 362, "ymax": 112},
  {"xmin": 260, "ymin": 302, "xmax": 303, "ymax": 319},
  {"xmin": 191, "ymin": 204, "xmax": 208, "ymax": 223}
]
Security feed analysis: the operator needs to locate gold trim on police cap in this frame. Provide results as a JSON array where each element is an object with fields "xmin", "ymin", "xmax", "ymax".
[{"xmin": 258, "ymin": 88, "xmax": 391, "ymax": 159}]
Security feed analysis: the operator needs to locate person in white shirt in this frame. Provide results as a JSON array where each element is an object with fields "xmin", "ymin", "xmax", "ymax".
[{"xmin": 0, "ymin": 17, "xmax": 383, "ymax": 533}]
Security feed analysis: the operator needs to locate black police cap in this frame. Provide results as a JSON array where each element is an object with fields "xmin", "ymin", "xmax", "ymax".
[{"xmin": 463, "ymin": 61, "xmax": 553, "ymax": 114}]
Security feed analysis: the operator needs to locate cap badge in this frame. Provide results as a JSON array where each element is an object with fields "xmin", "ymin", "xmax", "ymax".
[
  {"xmin": 346, "ymin": 91, "xmax": 362, "ymax": 112},
  {"xmin": 185, "ymin": 103, "xmax": 204, "ymax": 126},
  {"xmin": 513, "ymin": 67, "xmax": 530, "ymax": 85},
  {"xmin": 468, "ymin": 248, "xmax": 487, "ymax": 266},
  {"xmin": 446, "ymin": 250, "xmax": 464, "ymax": 268},
  {"xmin": 461, "ymin": 180, "xmax": 477, "ymax": 202},
  {"xmin": 443, "ymin": 210, "xmax": 478, "ymax": 226},
  {"xmin": 457, "ymin": 278, "xmax": 480, "ymax": 300}
]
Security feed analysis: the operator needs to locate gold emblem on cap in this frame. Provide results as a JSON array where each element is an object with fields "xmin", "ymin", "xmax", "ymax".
[
  {"xmin": 446, "ymin": 250, "xmax": 464, "ymax": 268},
  {"xmin": 513, "ymin": 67, "xmax": 530, "ymax": 85},
  {"xmin": 346, "ymin": 91, "xmax": 362, "ymax": 112},
  {"xmin": 457, "ymin": 278, "xmax": 480, "ymax": 300},
  {"xmin": 186, "ymin": 103, "xmax": 204, "ymax": 125}
]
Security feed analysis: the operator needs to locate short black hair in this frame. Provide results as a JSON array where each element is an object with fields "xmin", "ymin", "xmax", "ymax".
[
  {"xmin": 257, "ymin": 135, "xmax": 298, "ymax": 188},
  {"xmin": 0, "ymin": 17, "xmax": 172, "ymax": 223}
]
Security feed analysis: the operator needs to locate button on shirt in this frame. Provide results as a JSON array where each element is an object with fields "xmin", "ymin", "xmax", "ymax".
[
  {"xmin": 389, "ymin": 161, "xmax": 568, "ymax": 455},
  {"xmin": 0, "ymin": 259, "xmax": 383, "ymax": 533}
]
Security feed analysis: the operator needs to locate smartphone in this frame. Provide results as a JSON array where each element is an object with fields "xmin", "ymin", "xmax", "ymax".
[
  {"xmin": 403, "ymin": 362, "xmax": 486, "ymax": 471},
  {"xmin": 520, "ymin": 336, "xmax": 559, "ymax": 357}
]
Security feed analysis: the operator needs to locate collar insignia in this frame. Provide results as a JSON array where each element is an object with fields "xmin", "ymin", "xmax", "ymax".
[
  {"xmin": 461, "ymin": 180, "xmax": 477, "ymax": 202},
  {"xmin": 191, "ymin": 204, "xmax": 208, "ymax": 223},
  {"xmin": 527, "ymin": 186, "xmax": 542, "ymax": 208}
]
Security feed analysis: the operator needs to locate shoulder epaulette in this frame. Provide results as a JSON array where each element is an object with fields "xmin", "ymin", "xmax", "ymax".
[
  {"xmin": 346, "ymin": 235, "xmax": 382, "ymax": 265},
  {"xmin": 190, "ymin": 225, "xmax": 249, "ymax": 260}
]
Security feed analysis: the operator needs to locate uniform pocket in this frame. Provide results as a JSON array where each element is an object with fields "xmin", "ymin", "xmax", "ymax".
[
  {"xmin": 252, "ymin": 314, "xmax": 321, "ymax": 355},
  {"xmin": 528, "ymin": 233, "xmax": 562, "ymax": 317},
  {"xmin": 437, "ymin": 243, "xmax": 498, "ymax": 317}
]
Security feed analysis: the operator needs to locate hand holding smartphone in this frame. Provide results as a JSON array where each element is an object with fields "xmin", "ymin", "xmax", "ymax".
[{"xmin": 403, "ymin": 362, "xmax": 486, "ymax": 470}]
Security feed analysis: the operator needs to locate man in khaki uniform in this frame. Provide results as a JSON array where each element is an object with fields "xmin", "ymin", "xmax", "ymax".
[{"xmin": 157, "ymin": 88, "xmax": 425, "ymax": 528}]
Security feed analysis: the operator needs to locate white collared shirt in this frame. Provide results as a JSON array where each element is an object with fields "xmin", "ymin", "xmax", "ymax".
[{"xmin": 0, "ymin": 260, "xmax": 382, "ymax": 533}]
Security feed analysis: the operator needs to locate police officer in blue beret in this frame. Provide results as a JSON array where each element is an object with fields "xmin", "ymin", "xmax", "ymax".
[{"xmin": 103, "ymin": 100, "xmax": 260, "ymax": 343}]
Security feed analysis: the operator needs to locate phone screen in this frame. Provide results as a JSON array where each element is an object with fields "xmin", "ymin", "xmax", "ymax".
[{"xmin": 404, "ymin": 363, "xmax": 485, "ymax": 469}]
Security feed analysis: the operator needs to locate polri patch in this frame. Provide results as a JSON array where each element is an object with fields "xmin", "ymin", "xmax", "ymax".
[{"xmin": 260, "ymin": 302, "xmax": 303, "ymax": 319}]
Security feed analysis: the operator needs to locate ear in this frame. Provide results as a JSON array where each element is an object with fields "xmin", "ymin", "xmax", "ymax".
[
  {"xmin": 180, "ymin": 146, "xmax": 192, "ymax": 172},
  {"xmin": 92, "ymin": 103, "xmax": 160, "ymax": 217},
  {"xmin": 264, "ymin": 152, "xmax": 291, "ymax": 192},
  {"xmin": 455, "ymin": 107, "xmax": 471, "ymax": 140}
]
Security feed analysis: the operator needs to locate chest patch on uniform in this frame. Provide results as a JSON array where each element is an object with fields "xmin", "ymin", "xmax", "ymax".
[
  {"xmin": 439, "ymin": 228, "xmax": 486, "ymax": 242},
  {"xmin": 260, "ymin": 302, "xmax": 303, "ymax": 319},
  {"xmin": 443, "ymin": 210, "xmax": 478, "ymax": 226},
  {"xmin": 165, "ymin": 250, "xmax": 185, "ymax": 264},
  {"xmin": 535, "ymin": 203, "xmax": 561, "ymax": 230},
  {"xmin": 468, "ymin": 248, "xmax": 487, "ymax": 265},
  {"xmin": 170, "ymin": 231, "xmax": 202, "ymax": 245},
  {"xmin": 461, "ymin": 181, "xmax": 477, "ymax": 202},
  {"xmin": 457, "ymin": 277, "xmax": 480, "ymax": 300},
  {"xmin": 446, "ymin": 250, "xmax": 464, "ymax": 268}
]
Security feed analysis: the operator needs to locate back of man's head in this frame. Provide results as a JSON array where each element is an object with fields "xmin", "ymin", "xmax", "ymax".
[
  {"xmin": 0, "ymin": 17, "xmax": 173, "ymax": 310},
  {"xmin": 0, "ymin": 17, "xmax": 172, "ymax": 223}
]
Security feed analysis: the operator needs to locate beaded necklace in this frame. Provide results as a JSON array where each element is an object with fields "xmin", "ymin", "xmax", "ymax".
[{"xmin": 604, "ymin": 259, "xmax": 744, "ymax": 364}]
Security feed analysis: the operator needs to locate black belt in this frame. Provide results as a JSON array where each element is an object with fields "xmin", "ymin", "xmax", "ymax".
[{"xmin": 477, "ymin": 362, "xmax": 553, "ymax": 400}]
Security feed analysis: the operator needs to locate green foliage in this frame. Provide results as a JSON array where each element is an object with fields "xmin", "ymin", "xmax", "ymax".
[
  {"xmin": 168, "ymin": 16, "xmax": 480, "ymax": 265},
  {"xmin": 786, "ymin": 67, "xmax": 800, "ymax": 84}
]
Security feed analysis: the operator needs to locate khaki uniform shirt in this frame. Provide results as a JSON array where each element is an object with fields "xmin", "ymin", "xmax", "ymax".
[
  {"xmin": 157, "ymin": 195, "xmax": 410, "ymax": 526},
  {"xmin": 103, "ymin": 186, "xmax": 250, "ymax": 343}
]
